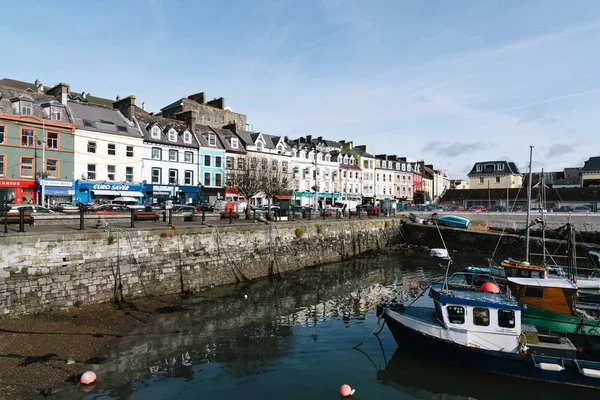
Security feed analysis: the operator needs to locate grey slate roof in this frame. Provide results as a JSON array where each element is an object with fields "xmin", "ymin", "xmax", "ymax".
[
  {"xmin": 160, "ymin": 98, "xmax": 184, "ymax": 111},
  {"xmin": 194, "ymin": 124, "xmax": 225, "ymax": 150},
  {"xmin": 582, "ymin": 157, "xmax": 600, "ymax": 172},
  {"xmin": 352, "ymin": 147, "xmax": 375, "ymax": 158},
  {"xmin": 0, "ymin": 84, "xmax": 73, "ymax": 123},
  {"xmin": 134, "ymin": 107, "xmax": 198, "ymax": 149},
  {"xmin": 467, "ymin": 161, "xmax": 521, "ymax": 176},
  {"xmin": 68, "ymin": 101, "xmax": 140, "ymax": 137},
  {"xmin": 235, "ymin": 129, "xmax": 255, "ymax": 146},
  {"xmin": 210, "ymin": 127, "xmax": 247, "ymax": 154}
]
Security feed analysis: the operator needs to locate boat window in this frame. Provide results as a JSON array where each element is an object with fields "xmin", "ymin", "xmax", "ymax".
[
  {"xmin": 473, "ymin": 307, "xmax": 490, "ymax": 326},
  {"xmin": 524, "ymin": 287, "xmax": 544, "ymax": 298},
  {"xmin": 498, "ymin": 310, "xmax": 516, "ymax": 328},
  {"xmin": 446, "ymin": 306, "xmax": 465, "ymax": 324}
]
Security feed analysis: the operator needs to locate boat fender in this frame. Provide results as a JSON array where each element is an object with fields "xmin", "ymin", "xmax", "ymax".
[
  {"xmin": 580, "ymin": 368, "xmax": 600, "ymax": 378},
  {"xmin": 536, "ymin": 363, "xmax": 564, "ymax": 372}
]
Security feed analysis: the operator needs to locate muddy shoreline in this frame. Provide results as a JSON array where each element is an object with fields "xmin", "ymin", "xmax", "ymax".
[{"xmin": 0, "ymin": 295, "xmax": 182, "ymax": 400}]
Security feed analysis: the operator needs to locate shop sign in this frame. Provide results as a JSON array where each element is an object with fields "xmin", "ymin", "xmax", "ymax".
[
  {"xmin": 0, "ymin": 180, "xmax": 24, "ymax": 187},
  {"xmin": 43, "ymin": 180, "xmax": 73, "ymax": 187},
  {"xmin": 92, "ymin": 183, "xmax": 131, "ymax": 191},
  {"xmin": 153, "ymin": 185, "xmax": 178, "ymax": 192}
]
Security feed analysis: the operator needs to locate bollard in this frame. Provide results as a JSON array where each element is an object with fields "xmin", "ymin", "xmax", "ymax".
[
  {"xmin": 253, "ymin": 209, "xmax": 256, "ymax": 220},
  {"xmin": 229, "ymin": 209, "xmax": 233, "ymax": 224},
  {"xmin": 322, "ymin": 209, "xmax": 326, "ymax": 220},
  {"xmin": 18, "ymin": 207, "xmax": 25, "ymax": 232},
  {"xmin": 3, "ymin": 201, "xmax": 8, "ymax": 234},
  {"xmin": 201, "ymin": 209, "xmax": 206, "ymax": 225},
  {"xmin": 79, "ymin": 207, "xmax": 85, "ymax": 230},
  {"xmin": 358, "ymin": 207, "xmax": 361, "ymax": 219},
  {"xmin": 168, "ymin": 209, "xmax": 172, "ymax": 225},
  {"xmin": 308, "ymin": 209, "xmax": 311, "ymax": 221},
  {"xmin": 130, "ymin": 209, "xmax": 135, "ymax": 228}
]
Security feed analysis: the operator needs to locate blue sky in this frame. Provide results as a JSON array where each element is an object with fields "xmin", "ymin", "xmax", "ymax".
[{"xmin": 2, "ymin": 0, "xmax": 600, "ymax": 178}]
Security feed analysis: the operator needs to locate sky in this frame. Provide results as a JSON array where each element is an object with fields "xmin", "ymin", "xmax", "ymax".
[{"xmin": 2, "ymin": 0, "xmax": 600, "ymax": 178}]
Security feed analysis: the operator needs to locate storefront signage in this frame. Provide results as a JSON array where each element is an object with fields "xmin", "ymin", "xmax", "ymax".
[
  {"xmin": 152, "ymin": 185, "xmax": 178, "ymax": 192},
  {"xmin": 92, "ymin": 183, "xmax": 131, "ymax": 191},
  {"xmin": 0, "ymin": 180, "xmax": 24, "ymax": 187},
  {"xmin": 42, "ymin": 180, "xmax": 73, "ymax": 187}
]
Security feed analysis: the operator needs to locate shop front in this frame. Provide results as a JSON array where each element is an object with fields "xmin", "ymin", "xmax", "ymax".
[
  {"xmin": 201, "ymin": 187, "xmax": 225, "ymax": 205},
  {"xmin": 0, "ymin": 179, "xmax": 37, "ymax": 205},
  {"xmin": 37, "ymin": 179, "xmax": 75, "ymax": 207},
  {"xmin": 76, "ymin": 181, "xmax": 144, "ymax": 204}
]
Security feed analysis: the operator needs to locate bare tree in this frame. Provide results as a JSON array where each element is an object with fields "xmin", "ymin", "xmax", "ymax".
[
  {"xmin": 260, "ymin": 159, "xmax": 292, "ymax": 220},
  {"xmin": 226, "ymin": 157, "xmax": 263, "ymax": 218}
]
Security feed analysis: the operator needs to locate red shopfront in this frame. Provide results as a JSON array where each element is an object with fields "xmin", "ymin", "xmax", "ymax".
[{"xmin": 0, "ymin": 179, "xmax": 37, "ymax": 205}]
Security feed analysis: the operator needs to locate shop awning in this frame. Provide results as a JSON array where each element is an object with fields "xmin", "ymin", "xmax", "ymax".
[
  {"xmin": 44, "ymin": 188, "xmax": 74, "ymax": 196},
  {"xmin": 91, "ymin": 189, "xmax": 118, "ymax": 196},
  {"xmin": 274, "ymin": 195, "xmax": 291, "ymax": 200},
  {"xmin": 119, "ymin": 191, "xmax": 144, "ymax": 197}
]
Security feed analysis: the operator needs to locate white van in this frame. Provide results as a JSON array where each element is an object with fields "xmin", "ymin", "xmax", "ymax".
[
  {"xmin": 331, "ymin": 200, "xmax": 358, "ymax": 212},
  {"xmin": 111, "ymin": 197, "xmax": 144, "ymax": 210}
]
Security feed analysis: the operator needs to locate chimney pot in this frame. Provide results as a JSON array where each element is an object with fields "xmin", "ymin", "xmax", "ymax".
[{"xmin": 116, "ymin": 95, "xmax": 120, "ymax": 101}]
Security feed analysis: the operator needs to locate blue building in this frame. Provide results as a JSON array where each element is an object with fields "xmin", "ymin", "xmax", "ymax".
[{"xmin": 195, "ymin": 125, "xmax": 226, "ymax": 203}]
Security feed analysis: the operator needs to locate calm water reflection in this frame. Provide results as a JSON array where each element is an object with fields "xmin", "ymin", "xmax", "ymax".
[{"xmin": 55, "ymin": 251, "xmax": 598, "ymax": 400}]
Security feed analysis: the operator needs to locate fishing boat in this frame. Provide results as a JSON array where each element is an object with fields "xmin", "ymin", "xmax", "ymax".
[
  {"xmin": 439, "ymin": 215, "xmax": 469, "ymax": 229},
  {"xmin": 380, "ymin": 267, "xmax": 600, "ymax": 388}
]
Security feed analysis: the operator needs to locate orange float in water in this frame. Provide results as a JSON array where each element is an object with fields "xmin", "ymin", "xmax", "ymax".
[
  {"xmin": 80, "ymin": 371, "xmax": 97, "ymax": 385},
  {"xmin": 481, "ymin": 282, "xmax": 500, "ymax": 293},
  {"xmin": 340, "ymin": 384, "xmax": 355, "ymax": 397}
]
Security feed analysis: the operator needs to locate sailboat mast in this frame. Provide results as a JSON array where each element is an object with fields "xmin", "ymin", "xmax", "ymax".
[
  {"xmin": 525, "ymin": 146, "xmax": 533, "ymax": 262},
  {"xmin": 541, "ymin": 168, "xmax": 546, "ymax": 265}
]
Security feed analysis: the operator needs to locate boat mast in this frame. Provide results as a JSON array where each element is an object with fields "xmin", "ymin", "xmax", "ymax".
[
  {"xmin": 541, "ymin": 168, "xmax": 546, "ymax": 266},
  {"xmin": 525, "ymin": 146, "xmax": 533, "ymax": 262}
]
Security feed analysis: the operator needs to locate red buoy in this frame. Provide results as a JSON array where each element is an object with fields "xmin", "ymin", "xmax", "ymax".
[
  {"xmin": 481, "ymin": 282, "xmax": 500, "ymax": 293},
  {"xmin": 340, "ymin": 384, "xmax": 355, "ymax": 397},
  {"xmin": 80, "ymin": 371, "xmax": 97, "ymax": 385}
]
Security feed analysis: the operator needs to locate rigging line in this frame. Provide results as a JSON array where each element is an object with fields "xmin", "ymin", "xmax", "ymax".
[{"xmin": 491, "ymin": 185, "xmax": 523, "ymax": 259}]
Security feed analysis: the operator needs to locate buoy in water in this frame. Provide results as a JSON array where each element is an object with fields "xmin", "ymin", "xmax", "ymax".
[
  {"xmin": 481, "ymin": 282, "xmax": 500, "ymax": 293},
  {"xmin": 80, "ymin": 371, "xmax": 97, "ymax": 385},
  {"xmin": 340, "ymin": 384, "xmax": 355, "ymax": 397}
]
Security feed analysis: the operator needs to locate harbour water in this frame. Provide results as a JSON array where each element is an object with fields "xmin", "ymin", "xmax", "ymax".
[{"xmin": 56, "ymin": 251, "xmax": 597, "ymax": 400}]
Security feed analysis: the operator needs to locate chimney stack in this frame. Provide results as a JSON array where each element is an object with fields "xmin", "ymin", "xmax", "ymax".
[
  {"xmin": 35, "ymin": 79, "xmax": 44, "ymax": 93},
  {"xmin": 113, "ymin": 95, "xmax": 136, "ymax": 120},
  {"xmin": 82, "ymin": 92, "xmax": 87, "ymax": 99},
  {"xmin": 188, "ymin": 92, "xmax": 205, "ymax": 104},
  {"xmin": 116, "ymin": 95, "xmax": 120, "ymax": 101},
  {"xmin": 206, "ymin": 97, "xmax": 225, "ymax": 110},
  {"xmin": 306, "ymin": 135, "xmax": 312, "ymax": 144},
  {"xmin": 46, "ymin": 82, "xmax": 71, "ymax": 105}
]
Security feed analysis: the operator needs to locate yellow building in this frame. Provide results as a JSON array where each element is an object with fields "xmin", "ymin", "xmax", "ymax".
[
  {"xmin": 580, "ymin": 156, "xmax": 600, "ymax": 187},
  {"xmin": 467, "ymin": 161, "xmax": 523, "ymax": 189}
]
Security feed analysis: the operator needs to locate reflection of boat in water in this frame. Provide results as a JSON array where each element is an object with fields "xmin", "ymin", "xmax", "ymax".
[{"xmin": 378, "ymin": 349, "xmax": 598, "ymax": 400}]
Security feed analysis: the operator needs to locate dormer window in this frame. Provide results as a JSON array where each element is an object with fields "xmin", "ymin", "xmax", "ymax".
[
  {"xmin": 231, "ymin": 137, "xmax": 238, "ymax": 149},
  {"xmin": 208, "ymin": 133, "xmax": 216, "ymax": 146},
  {"xmin": 256, "ymin": 141, "xmax": 263, "ymax": 151},
  {"xmin": 388, "ymin": 161, "xmax": 393, "ymax": 169},
  {"xmin": 21, "ymin": 102, "xmax": 33, "ymax": 115},
  {"xmin": 350, "ymin": 158, "xmax": 354, "ymax": 165},
  {"xmin": 277, "ymin": 144, "xmax": 284, "ymax": 153},
  {"xmin": 402, "ymin": 164, "xmax": 406, "ymax": 171},
  {"xmin": 497, "ymin": 163, "xmax": 504, "ymax": 171},
  {"xmin": 325, "ymin": 154, "xmax": 331, "ymax": 162},
  {"xmin": 151, "ymin": 126, "xmax": 160, "ymax": 139},
  {"xmin": 476, "ymin": 165, "xmax": 482, "ymax": 172},
  {"xmin": 376, "ymin": 160, "xmax": 381, "ymax": 167},
  {"xmin": 168, "ymin": 129, "xmax": 177, "ymax": 142},
  {"xmin": 407, "ymin": 164, "xmax": 412, "ymax": 172},
  {"xmin": 183, "ymin": 131, "xmax": 192, "ymax": 144}
]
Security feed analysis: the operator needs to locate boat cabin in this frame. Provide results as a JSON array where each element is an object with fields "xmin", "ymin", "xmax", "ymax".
[
  {"xmin": 428, "ymin": 284, "xmax": 521, "ymax": 352},
  {"xmin": 507, "ymin": 277, "xmax": 578, "ymax": 316},
  {"xmin": 501, "ymin": 258, "xmax": 547, "ymax": 279}
]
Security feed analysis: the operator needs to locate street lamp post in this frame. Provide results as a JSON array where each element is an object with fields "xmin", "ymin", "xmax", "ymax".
[{"xmin": 197, "ymin": 183, "xmax": 204, "ymax": 204}]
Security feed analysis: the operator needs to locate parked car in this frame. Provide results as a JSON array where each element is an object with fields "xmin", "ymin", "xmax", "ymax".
[
  {"xmin": 88, "ymin": 204, "xmax": 131, "ymax": 214},
  {"xmin": 446, "ymin": 206, "xmax": 466, "ymax": 212},
  {"xmin": 8, "ymin": 205, "xmax": 54, "ymax": 214},
  {"xmin": 51, "ymin": 202, "xmax": 79, "ymax": 213},
  {"xmin": 572, "ymin": 206, "xmax": 592, "ymax": 213},
  {"xmin": 76, "ymin": 202, "xmax": 96, "ymax": 212},
  {"xmin": 510, "ymin": 206, "xmax": 525, "ymax": 212},
  {"xmin": 557, "ymin": 206, "xmax": 573, "ymax": 212},
  {"xmin": 529, "ymin": 207, "xmax": 548, "ymax": 213},
  {"xmin": 467, "ymin": 206, "xmax": 487, "ymax": 212},
  {"xmin": 196, "ymin": 202, "xmax": 214, "ymax": 212},
  {"xmin": 172, "ymin": 205, "xmax": 196, "ymax": 219},
  {"xmin": 488, "ymin": 205, "xmax": 507, "ymax": 212}
]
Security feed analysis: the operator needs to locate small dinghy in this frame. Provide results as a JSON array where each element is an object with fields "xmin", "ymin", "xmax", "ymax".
[{"xmin": 439, "ymin": 215, "xmax": 469, "ymax": 229}]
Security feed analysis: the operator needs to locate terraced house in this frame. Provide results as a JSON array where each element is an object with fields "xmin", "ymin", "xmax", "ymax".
[
  {"xmin": 195, "ymin": 124, "xmax": 226, "ymax": 203},
  {"xmin": 134, "ymin": 106, "xmax": 201, "ymax": 204},
  {"xmin": 467, "ymin": 160, "xmax": 523, "ymax": 189},
  {"xmin": 0, "ymin": 83, "xmax": 75, "ymax": 205}
]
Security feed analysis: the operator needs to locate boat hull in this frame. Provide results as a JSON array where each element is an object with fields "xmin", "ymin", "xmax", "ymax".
[
  {"xmin": 384, "ymin": 309, "xmax": 600, "ymax": 388},
  {"xmin": 521, "ymin": 304, "xmax": 600, "ymax": 357},
  {"xmin": 439, "ymin": 215, "xmax": 469, "ymax": 229}
]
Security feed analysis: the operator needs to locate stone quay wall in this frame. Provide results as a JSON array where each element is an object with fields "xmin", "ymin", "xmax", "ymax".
[{"xmin": 0, "ymin": 219, "xmax": 401, "ymax": 317}]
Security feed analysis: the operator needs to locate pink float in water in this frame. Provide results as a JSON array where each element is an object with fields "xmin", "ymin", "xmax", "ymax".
[
  {"xmin": 340, "ymin": 384, "xmax": 355, "ymax": 397},
  {"xmin": 80, "ymin": 371, "xmax": 97, "ymax": 385}
]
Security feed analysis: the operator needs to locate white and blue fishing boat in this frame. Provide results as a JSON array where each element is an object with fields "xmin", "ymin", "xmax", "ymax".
[
  {"xmin": 439, "ymin": 215, "xmax": 469, "ymax": 229},
  {"xmin": 380, "ymin": 271, "xmax": 600, "ymax": 389}
]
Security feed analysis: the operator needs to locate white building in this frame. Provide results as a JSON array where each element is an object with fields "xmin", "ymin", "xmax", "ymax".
[
  {"xmin": 375, "ymin": 156, "xmax": 395, "ymax": 200},
  {"xmin": 134, "ymin": 109, "xmax": 200, "ymax": 204},
  {"xmin": 338, "ymin": 153, "xmax": 362, "ymax": 202},
  {"xmin": 68, "ymin": 98, "xmax": 144, "ymax": 202}
]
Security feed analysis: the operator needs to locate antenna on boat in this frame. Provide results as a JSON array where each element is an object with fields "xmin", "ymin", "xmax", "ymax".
[
  {"xmin": 434, "ymin": 220, "xmax": 453, "ymax": 292},
  {"xmin": 524, "ymin": 145, "xmax": 534, "ymax": 262}
]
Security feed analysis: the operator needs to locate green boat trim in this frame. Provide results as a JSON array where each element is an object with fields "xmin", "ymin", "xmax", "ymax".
[{"xmin": 522, "ymin": 303, "xmax": 600, "ymax": 336}]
